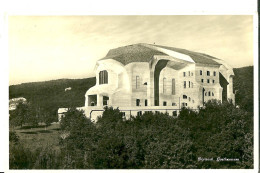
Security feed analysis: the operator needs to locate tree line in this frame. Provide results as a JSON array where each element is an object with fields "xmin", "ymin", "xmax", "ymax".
[{"xmin": 10, "ymin": 100, "xmax": 253, "ymax": 169}]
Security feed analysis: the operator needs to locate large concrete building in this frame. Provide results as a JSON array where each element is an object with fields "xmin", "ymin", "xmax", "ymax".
[{"xmin": 83, "ymin": 43, "xmax": 235, "ymax": 121}]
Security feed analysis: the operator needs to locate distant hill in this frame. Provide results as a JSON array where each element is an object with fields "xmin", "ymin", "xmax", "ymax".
[
  {"xmin": 9, "ymin": 66, "xmax": 254, "ymax": 115},
  {"xmin": 233, "ymin": 66, "xmax": 253, "ymax": 112},
  {"xmin": 9, "ymin": 77, "xmax": 96, "ymax": 115}
]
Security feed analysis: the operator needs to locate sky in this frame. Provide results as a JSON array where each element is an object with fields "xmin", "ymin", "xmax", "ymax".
[{"xmin": 9, "ymin": 15, "xmax": 254, "ymax": 85}]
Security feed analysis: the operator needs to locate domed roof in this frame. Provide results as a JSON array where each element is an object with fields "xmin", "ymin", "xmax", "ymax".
[{"xmin": 101, "ymin": 43, "xmax": 221, "ymax": 65}]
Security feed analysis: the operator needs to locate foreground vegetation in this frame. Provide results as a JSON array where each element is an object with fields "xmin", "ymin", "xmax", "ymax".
[{"xmin": 10, "ymin": 100, "xmax": 253, "ymax": 169}]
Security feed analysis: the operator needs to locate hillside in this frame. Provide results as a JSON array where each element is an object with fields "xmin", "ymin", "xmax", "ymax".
[
  {"xmin": 9, "ymin": 77, "xmax": 96, "ymax": 116},
  {"xmin": 9, "ymin": 66, "xmax": 254, "ymax": 116},
  {"xmin": 233, "ymin": 66, "xmax": 254, "ymax": 112}
]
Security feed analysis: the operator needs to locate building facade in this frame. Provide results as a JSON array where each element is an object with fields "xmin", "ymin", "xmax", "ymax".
[{"xmin": 83, "ymin": 43, "xmax": 235, "ymax": 121}]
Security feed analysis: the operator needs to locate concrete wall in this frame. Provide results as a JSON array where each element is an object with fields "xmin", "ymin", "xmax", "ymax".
[{"xmin": 195, "ymin": 64, "xmax": 222, "ymax": 105}]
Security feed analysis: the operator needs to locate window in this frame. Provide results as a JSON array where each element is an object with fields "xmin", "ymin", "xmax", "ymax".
[
  {"xmin": 163, "ymin": 78, "xmax": 166, "ymax": 94},
  {"xmin": 207, "ymin": 71, "xmax": 210, "ymax": 76},
  {"xmin": 163, "ymin": 101, "xmax": 167, "ymax": 106},
  {"xmin": 189, "ymin": 71, "xmax": 190, "ymax": 76},
  {"xmin": 182, "ymin": 102, "xmax": 187, "ymax": 107},
  {"xmin": 184, "ymin": 81, "xmax": 186, "ymax": 88},
  {"xmin": 191, "ymin": 82, "xmax": 193, "ymax": 88},
  {"xmin": 136, "ymin": 76, "xmax": 140, "ymax": 89},
  {"xmin": 183, "ymin": 72, "xmax": 186, "ymax": 77},
  {"xmin": 200, "ymin": 70, "xmax": 203, "ymax": 75},
  {"xmin": 212, "ymin": 92, "xmax": 214, "ymax": 96},
  {"xmin": 172, "ymin": 79, "xmax": 175, "ymax": 95},
  {"xmin": 192, "ymin": 100, "xmax": 195, "ymax": 103},
  {"xmin": 172, "ymin": 102, "xmax": 177, "ymax": 106},
  {"xmin": 201, "ymin": 79, "xmax": 204, "ymax": 83},
  {"xmin": 189, "ymin": 81, "xmax": 191, "ymax": 88},
  {"xmin": 214, "ymin": 71, "xmax": 216, "ymax": 76},
  {"xmin": 183, "ymin": 95, "xmax": 187, "ymax": 99},
  {"xmin": 205, "ymin": 92, "xmax": 207, "ymax": 96},
  {"xmin": 99, "ymin": 70, "xmax": 108, "ymax": 84},
  {"xmin": 212, "ymin": 80, "xmax": 215, "ymax": 83},
  {"xmin": 145, "ymin": 99, "xmax": 148, "ymax": 106},
  {"xmin": 189, "ymin": 97, "xmax": 191, "ymax": 101},
  {"xmin": 136, "ymin": 99, "xmax": 140, "ymax": 106},
  {"xmin": 103, "ymin": 96, "xmax": 109, "ymax": 106},
  {"xmin": 191, "ymin": 72, "xmax": 193, "ymax": 76},
  {"xmin": 207, "ymin": 79, "xmax": 210, "ymax": 83},
  {"xmin": 208, "ymin": 91, "xmax": 211, "ymax": 96}
]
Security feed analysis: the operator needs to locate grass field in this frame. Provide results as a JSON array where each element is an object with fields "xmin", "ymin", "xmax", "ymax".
[{"xmin": 12, "ymin": 123, "xmax": 61, "ymax": 152}]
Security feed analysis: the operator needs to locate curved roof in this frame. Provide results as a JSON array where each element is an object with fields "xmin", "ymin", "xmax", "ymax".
[{"xmin": 101, "ymin": 43, "xmax": 221, "ymax": 65}]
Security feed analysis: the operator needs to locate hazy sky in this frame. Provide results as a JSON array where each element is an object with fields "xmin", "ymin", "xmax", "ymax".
[{"xmin": 9, "ymin": 15, "xmax": 253, "ymax": 85}]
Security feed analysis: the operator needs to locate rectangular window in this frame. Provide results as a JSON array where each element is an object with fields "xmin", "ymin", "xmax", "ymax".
[
  {"xmin": 136, "ymin": 76, "xmax": 140, "ymax": 89},
  {"xmin": 183, "ymin": 72, "xmax": 186, "ymax": 77},
  {"xmin": 201, "ymin": 79, "xmax": 204, "ymax": 83},
  {"xmin": 184, "ymin": 81, "xmax": 186, "ymax": 88},
  {"xmin": 145, "ymin": 99, "xmax": 148, "ymax": 106},
  {"xmin": 207, "ymin": 71, "xmax": 210, "ymax": 76},
  {"xmin": 172, "ymin": 79, "xmax": 175, "ymax": 95},
  {"xmin": 136, "ymin": 99, "xmax": 140, "ymax": 106},
  {"xmin": 200, "ymin": 70, "xmax": 202, "ymax": 75},
  {"xmin": 191, "ymin": 72, "xmax": 193, "ymax": 76},
  {"xmin": 163, "ymin": 101, "xmax": 167, "ymax": 106},
  {"xmin": 207, "ymin": 79, "xmax": 210, "ymax": 83},
  {"xmin": 189, "ymin": 71, "xmax": 190, "ymax": 76},
  {"xmin": 212, "ymin": 80, "xmax": 215, "ymax": 83},
  {"xmin": 189, "ymin": 81, "xmax": 190, "ymax": 88},
  {"xmin": 214, "ymin": 71, "xmax": 216, "ymax": 76}
]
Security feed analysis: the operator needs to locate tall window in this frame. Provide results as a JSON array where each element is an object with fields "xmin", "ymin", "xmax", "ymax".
[
  {"xmin": 183, "ymin": 72, "xmax": 186, "ymax": 77},
  {"xmin": 212, "ymin": 79, "xmax": 215, "ymax": 83},
  {"xmin": 213, "ymin": 71, "xmax": 216, "ymax": 76},
  {"xmin": 184, "ymin": 81, "xmax": 186, "ymax": 88},
  {"xmin": 200, "ymin": 70, "xmax": 203, "ymax": 75},
  {"xmin": 208, "ymin": 91, "xmax": 211, "ymax": 96},
  {"xmin": 172, "ymin": 78, "xmax": 175, "ymax": 95},
  {"xmin": 136, "ymin": 99, "xmax": 140, "ymax": 106},
  {"xmin": 201, "ymin": 79, "xmax": 204, "ymax": 83},
  {"xmin": 99, "ymin": 70, "xmax": 108, "ymax": 84},
  {"xmin": 207, "ymin": 71, "xmax": 210, "ymax": 76},
  {"xmin": 188, "ymin": 71, "xmax": 190, "ymax": 76},
  {"xmin": 207, "ymin": 79, "xmax": 210, "ymax": 83},
  {"xmin": 145, "ymin": 99, "xmax": 148, "ymax": 106},
  {"xmin": 163, "ymin": 78, "xmax": 166, "ymax": 94},
  {"xmin": 189, "ymin": 81, "xmax": 191, "ymax": 88},
  {"xmin": 136, "ymin": 76, "xmax": 140, "ymax": 89}
]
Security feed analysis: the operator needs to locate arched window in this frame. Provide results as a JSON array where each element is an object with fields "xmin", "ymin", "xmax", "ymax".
[
  {"xmin": 208, "ymin": 91, "xmax": 211, "ymax": 96},
  {"xmin": 99, "ymin": 70, "xmax": 108, "ymax": 84},
  {"xmin": 172, "ymin": 78, "xmax": 175, "ymax": 95},
  {"xmin": 163, "ymin": 78, "xmax": 166, "ymax": 94}
]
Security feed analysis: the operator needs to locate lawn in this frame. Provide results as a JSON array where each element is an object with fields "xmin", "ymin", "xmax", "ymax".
[{"xmin": 12, "ymin": 123, "xmax": 61, "ymax": 152}]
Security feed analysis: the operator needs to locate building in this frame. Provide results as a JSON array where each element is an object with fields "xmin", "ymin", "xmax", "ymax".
[
  {"xmin": 83, "ymin": 43, "xmax": 235, "ymax": 121},
  {"xmin": 9, "ymin": 97, "xmax": 27, "ymax": 111}
]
